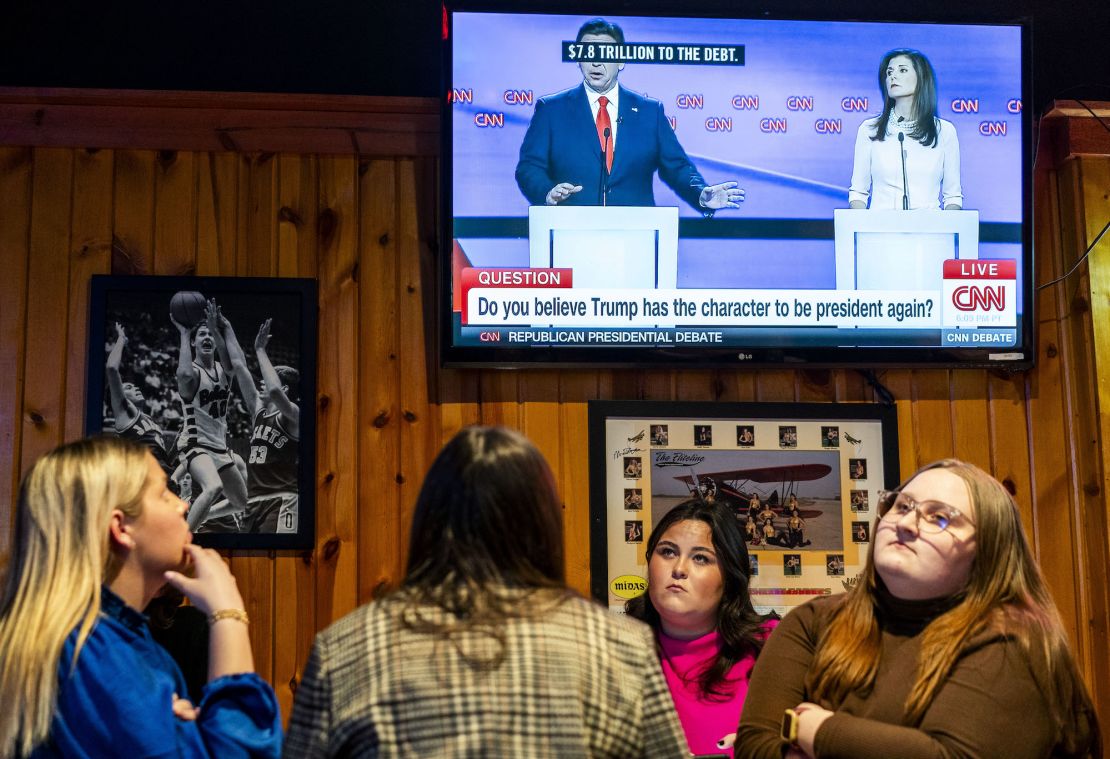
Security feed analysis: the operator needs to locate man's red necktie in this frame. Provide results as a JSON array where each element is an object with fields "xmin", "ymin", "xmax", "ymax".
[{"xmin": 596, "ymin": 96, "xmax": 613, "ymax": 172}]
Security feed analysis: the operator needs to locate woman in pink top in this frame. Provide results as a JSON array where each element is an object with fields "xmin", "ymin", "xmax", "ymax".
[{"xmin": 627, "ymin": 499, "xmax": 778, "ymax": 756}]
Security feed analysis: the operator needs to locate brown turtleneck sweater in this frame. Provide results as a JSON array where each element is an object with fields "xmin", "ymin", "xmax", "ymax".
[{"xmin": 736, "ymin": 590, "xmax": 1091, "ymax": 758}]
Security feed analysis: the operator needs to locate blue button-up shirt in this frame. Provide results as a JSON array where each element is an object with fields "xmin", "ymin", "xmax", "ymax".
[{"xmin": 32, "ymin": 587, "xmax": 281, "ymax": 758}]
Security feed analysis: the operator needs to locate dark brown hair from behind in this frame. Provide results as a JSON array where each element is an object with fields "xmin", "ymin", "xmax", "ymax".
[{"xmin": 403, "ymin": 426, "xmax": 566, "ymax": 606}]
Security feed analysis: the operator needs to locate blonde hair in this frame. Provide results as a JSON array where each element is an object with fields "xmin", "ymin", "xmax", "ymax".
[
  {"xmin": 806, "ymin": 459, "xmax": 1099, "ymax": 756},
  {"xmin": 0, "ymin": 436, "xmax": 150, "ymax": 758}
]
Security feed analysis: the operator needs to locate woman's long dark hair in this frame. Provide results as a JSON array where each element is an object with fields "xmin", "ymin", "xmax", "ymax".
[
  {"xmin": 399, "ymin": 426, "xmax": 569, "ymax": 665},
  {"xmin": 626, "ymin": 499, "xmax": 772, "ymax": 700},
  {"xmin": 870, "ymin": 48, "xmax": 940, "ymax": 147}
]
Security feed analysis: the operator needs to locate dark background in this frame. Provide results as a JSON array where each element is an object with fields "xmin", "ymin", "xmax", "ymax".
[{"xmin": 2, "ymin": 0, "xmax": 1107, "ymax": 114}]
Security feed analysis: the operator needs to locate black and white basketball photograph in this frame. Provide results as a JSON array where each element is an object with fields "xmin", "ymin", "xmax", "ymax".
[{"xmin": 85, "ymin": 275, "xmax": 318, "ymax": 549}]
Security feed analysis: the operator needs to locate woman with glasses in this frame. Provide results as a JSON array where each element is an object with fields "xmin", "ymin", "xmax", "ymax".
[{"xmin": 736, "ymin": 459, "xmax": 1100, "ymax": 758}]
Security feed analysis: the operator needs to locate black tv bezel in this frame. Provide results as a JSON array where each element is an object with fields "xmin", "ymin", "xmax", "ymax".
[{"xmin": 439, "ymin": 2, "xmax": 1035, "ymax": 371}]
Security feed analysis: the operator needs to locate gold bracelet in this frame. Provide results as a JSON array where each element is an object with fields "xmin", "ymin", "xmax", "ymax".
[{"xmin": 208, "ymin": 608, "xmax": 250, "ymax": 626}]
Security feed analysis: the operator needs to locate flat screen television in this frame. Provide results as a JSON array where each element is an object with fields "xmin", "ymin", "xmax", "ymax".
[{"xmin": 441, "ymin": 5, "xmax": 1032, "ymax": 369}]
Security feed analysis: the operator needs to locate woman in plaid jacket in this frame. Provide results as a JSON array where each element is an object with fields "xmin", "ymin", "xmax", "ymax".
[{"xmin": 284, "ymin": 426, "xmax": 687, "ymax": 758}]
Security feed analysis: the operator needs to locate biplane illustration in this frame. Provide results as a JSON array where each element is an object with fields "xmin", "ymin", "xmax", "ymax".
[{"xmin": 673, "ymin": 462, "xmax": 832, "ymax": 519}]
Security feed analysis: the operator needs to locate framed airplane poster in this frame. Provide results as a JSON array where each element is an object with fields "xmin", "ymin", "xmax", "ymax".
[{"xmin": 588, "ymin": 401, "xmax": 899, "ymax": 615}]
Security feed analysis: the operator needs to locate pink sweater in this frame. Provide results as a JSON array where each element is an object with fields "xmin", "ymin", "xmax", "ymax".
[{"xmin": 658, "ymin": 620, "xmax": 778, "ymax": 756}]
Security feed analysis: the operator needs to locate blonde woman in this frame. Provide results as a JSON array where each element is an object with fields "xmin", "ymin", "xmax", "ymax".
[
  {"xmin": 737, "ymin": 459, "xmax": 1100, "ymax": 758},
  {"xmin": 0, "ymin": 436, "xmax": 281, "ymax": 758}
]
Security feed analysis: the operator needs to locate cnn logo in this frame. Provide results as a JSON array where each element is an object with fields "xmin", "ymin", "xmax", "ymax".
[{"xmin": 952, "ymin": 285, "xmax": 1005, "ymax": 311}]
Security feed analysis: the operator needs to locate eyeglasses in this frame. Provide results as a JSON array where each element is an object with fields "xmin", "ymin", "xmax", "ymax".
[{"xmin": 878, "ymin": 491, "xmax": 973, "ymax": 533}]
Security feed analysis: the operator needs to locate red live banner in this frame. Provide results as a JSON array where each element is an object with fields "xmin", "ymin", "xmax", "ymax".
[
  {"xmin": 942, "ymin": 260, "xmax": 1017, "ymax": 279},
  {"xmin": 460, "ymin": 268, "xmax": 573, "ymax": 322}
]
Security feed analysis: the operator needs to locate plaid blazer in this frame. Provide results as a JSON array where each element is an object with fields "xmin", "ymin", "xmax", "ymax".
[{"xmin": 283, "ymin": 590, "xmax": 687, "ymax": 758}]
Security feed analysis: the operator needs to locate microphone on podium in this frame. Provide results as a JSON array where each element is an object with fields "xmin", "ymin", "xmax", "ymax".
[{"xmin": 898, "ymin": 131, "xmax": 909, "ymax": 210}]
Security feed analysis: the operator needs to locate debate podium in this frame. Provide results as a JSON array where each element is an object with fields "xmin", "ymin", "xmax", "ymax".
[
  {"xmin": 833, "ymin": 209, "xmax": 980, "ymax": 291},
  {"xmin": 528, "ymin": 205, "xmax": 679, "ymax": 289}
]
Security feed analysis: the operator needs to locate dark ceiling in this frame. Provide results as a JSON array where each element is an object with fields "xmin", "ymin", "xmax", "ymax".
[{"xmin": 2, "ymin": 0, "xmax": 1107, "ymax": 114}]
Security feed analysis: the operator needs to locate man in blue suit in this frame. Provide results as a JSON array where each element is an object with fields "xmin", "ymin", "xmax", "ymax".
[{"xmin": 516, "ymin": 18, "xmax": 744, "ymax": 213}]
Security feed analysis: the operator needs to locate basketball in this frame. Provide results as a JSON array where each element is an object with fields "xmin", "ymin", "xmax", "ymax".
[{"xmin": 169, "ymin": 291, "xmax": 207, "ymax": 328}]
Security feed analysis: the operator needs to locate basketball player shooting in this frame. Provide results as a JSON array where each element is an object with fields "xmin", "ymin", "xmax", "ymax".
[{"xmin": 172, "ymin": 299, "xmax": 250, "ymax": 531}]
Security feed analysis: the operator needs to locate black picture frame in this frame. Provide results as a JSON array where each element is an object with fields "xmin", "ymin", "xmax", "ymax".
[
  {"xmin": 85, "ymin": 275, "xmax": 318, "ymax": 550},
  {"xmin": 588, "ymin": 400, "xmax": 899, "ymax": 611}
]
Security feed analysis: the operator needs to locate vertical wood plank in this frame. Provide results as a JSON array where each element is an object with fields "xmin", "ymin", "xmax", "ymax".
[
  {"xmin": 196, "ymin": 153, "xmax": 239, "ymax": 277},
  {"xmin": 277, "ymin": 154, "xmax": 318, "ymax": 279},
  {"xmin": 878, "ymin": 370, "xmax": 915, "ymax": 480},
  {"xmin": 273, "ymin": 550, "xmax": 314, "ymax": 722},
  {"xmin": 479, "ymin": 372, "xmax": 521, "ymax": 428},
  {"xmin": 519, "ymin": 370, "xmax": 564, "ymax": 580},
  {"xmin": 948, "ymin": 372, "xmax": 991, "ymax": 470},
  {"xmin": 1067, "ymin": 157, "xmax": 1110, "ymax": 717},
  {"xmin": 152, "ymin": 151, "xmax": 198, "ymax": 276},
  {"xmin": 112, "ymin": 151, "xmax": 156, "ymax": 275},
  {"xmin": 519, "ymin": 372, "xmax": 561, "ymax": 487},
  {"xmin": 909, "ymin": 370, "xmax": 954, "ymax": 466},
  {"xmin": 357, "ymin": 158, "xmax": 401, "ymax": 604},
  {"xmin": 244, "ymin": 154, "xmax": 277, "ymax": 278},
  {"xmin": 638, "ymin": 370, "xmax": 673, "ymax": 401},
  {"xmin": 397, "ymin": 158, "xmax": 440, "ymax": 578},
  {"xmin": 271, "ymin": 152, "xmax": 320, "ymax": 721},
  {"xmin": 1029, "ymin": 158, "xmax": 1085, "ymax": 664},
  {"xmin": 314, "ymin": 156, "xmax": 360, "ymax": 629},
  {"xmin": 710, "ymin": 370, "xmax": 741, "ymax": 402},
  {"xmin": 834, "ymin": 369, "xmax": 870, "ymax": 402},
  {"xmin": 20, "ymin": 149, "xmax": 74, "ymax": 472},
  {"xmin": 986, "ymin": 372, "xmax": 1033, "ymax": 535},
  {"xmin": 438, "ymin": 370, "xmax": 481, "ymax": 439},
  {"xmin": 233, "ymin": 155, "xmax": 253, "ymax": 277},
  {"xmin": 755, "ymin": 370, "xmax": 795, "ymax": 402},
  {"xmin": 675, "ymin": 370, "xmax": 714, "ymax": 401},
  {"xmin": 234, "ymin": 553, "xmax": 275, "ymax": 684},
  {"xmin": 230, "ymin": 151, "xmax": 280, "ymax": 684},
  {"xmin": 722, "ymin": 369, "xmax": 757, "ymax": 402},
  {"xmin": 797, "ymin": 369, "xmax": 837, "ymax": 404},
  {"xmin": 559, "ymin": 372, "xmax": 601, "ymax": 595},
  {"xmin": 63, "ymin": 149, "xmax": 115, "ymax": 440},
  {"xmin": 0, "ymin": 147, "xmax": 33, "ymax": 549}
]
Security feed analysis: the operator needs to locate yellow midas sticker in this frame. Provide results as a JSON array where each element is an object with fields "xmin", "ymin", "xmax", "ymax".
[{"xmin": 609, "ymin": 575, "xmax": 648, "ymax": 599}]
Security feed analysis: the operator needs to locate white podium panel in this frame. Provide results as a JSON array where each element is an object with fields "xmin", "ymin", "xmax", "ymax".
[
  {"xmin": 833, "ymin": 209, "xmax": 980, "ymax": 291},
  {"xmin": 528, "ymin": 206, "xmax": 679, "ymax": 289}
]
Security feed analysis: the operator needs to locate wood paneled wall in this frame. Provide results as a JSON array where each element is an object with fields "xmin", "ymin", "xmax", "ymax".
[{"xmin": 1, "ymin": 90, "xmax": 1108, "ymax": 729}]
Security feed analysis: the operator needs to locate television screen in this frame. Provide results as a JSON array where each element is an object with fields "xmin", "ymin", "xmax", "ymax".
[{"xmin": 441, "ymin": 7, "xmax": 1031, "ymax": 368}]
